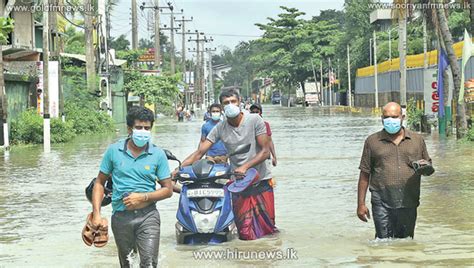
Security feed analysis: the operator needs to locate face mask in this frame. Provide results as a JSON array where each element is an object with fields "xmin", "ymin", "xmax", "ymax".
[
  {"xmin": 211, "ymin": 112, "xmax": 221, "ymax": 121},
  {"xmin": 132, "ymin": 128, "xmax": 151, "ymax": 147},
  {"xmin": 383, "ymin": 118, "xmax": 402, "ymax": 134},
  {"xmin": 224, "ymin": 104, "xmax": 240, "ymax": 118}
]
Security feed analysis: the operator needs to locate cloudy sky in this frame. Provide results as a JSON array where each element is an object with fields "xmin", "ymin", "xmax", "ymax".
[{"xmin": 110, "ymin": 0, "xmax": 346, "ymax": 54}]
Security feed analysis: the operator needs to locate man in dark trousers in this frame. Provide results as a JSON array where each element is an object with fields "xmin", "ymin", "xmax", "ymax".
[
  {"xmin": 357, "ymin": 102, "xmax": 434, "ymax": 239},
  {"xmin": 92, "ymin": 106, "xmax": 173, "ymax": 267}
]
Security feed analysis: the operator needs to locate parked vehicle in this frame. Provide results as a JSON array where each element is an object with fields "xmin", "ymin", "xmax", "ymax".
[{"xmin": 271, "ymin": 91, "xmax": 281, "ymax": 104}]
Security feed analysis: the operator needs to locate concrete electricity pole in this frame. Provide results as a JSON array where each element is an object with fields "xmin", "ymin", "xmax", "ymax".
[
  {"xmin": 161, "ymin": 8, "xmax": 183, "ymax": 74},
  {"xmin": 206, "ymin": 47, "xmax": 217, "ymax": 104},
  {"xmin": 188, "ymin": 32, "xmax": 207, "ymax": 108},
  {"xmin": 175, "ymin": 16, "xmax": 193, "ymax": 76},
  {"xmin": 131, "ymin": 0, "xmax": 138, "ymax": 49},
  {"xmin": 374, "ymin": 30, "xmax": 379, "ymax": 108},
  {"xmin": 328, "ymin": 58, "xmax": 332, "ymax": 106},
  {"xmin": 43, "ymin": 0, "xmax": 51, "ymax": 152},
  {"xmin": 140, "ymin": 1, "xmax": 173, "ymax": 70},
  {"xmin": 398, "ymin": 2, "xmax": 408, "ymax": 108},
  {"xmin": 85, "ymin": 0, "xmax": 96, "ymax": 94},
  {"xmin": 347, "ymin": 45, "xmax": 352, "ymax": 107},
  {"xmin": 320, "ymin": 61, "xmax": 324, "ymax": 105}
]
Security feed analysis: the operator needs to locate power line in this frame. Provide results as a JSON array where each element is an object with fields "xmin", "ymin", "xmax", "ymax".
[{"xmin": 206, "ymin": 33, "xmax": 261, "ymax": 38}]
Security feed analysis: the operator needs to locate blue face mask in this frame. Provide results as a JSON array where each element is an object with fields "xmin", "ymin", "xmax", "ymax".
[
  {"xmin": 224, "ymin": 104, "xmax": 241, "ymax": 118},
  {"xmin": 383, "ymin": 117, "xmax": 402, "ymax": 134},
  {"xmin": 211, "ymin": 112, "xmax": 221, "ymax": 121},
  {"xmin": 132, "ymin": 129, "xmax": 151, "ymax": 147}
]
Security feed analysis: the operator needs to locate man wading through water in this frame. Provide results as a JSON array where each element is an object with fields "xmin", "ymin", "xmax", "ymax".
[
  {"xmin": 174, "ymin": 89, "xmax": 277, "ymax": 240},
  {"xmin": 91, "ymin": 107, "xmax": 173, "ymax": 267},
  {"xmin": 357, "ymin": 102, "xmax": 434, "ymax": 239}
]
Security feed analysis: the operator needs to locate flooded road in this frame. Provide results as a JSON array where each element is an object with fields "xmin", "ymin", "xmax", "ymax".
[{"xmin": 1, "ymin": 105, "xmax": 473, "ymax": 267}]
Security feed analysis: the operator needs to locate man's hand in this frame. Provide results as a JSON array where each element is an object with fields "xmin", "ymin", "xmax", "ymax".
[
  {"xmin": 357, "ymin": 204, "xmax": 371, "ymax": 222},
  {"xmin": 171, "ymin": 167, "xmax": 179, "ymax": 180},
  {"xmin": 91, "ymin": 213, "xmax": 102, "ymax": 228},
  {"xmin": 417, "ymin": 159, "xmax": 430, "ymax": 166},
  {"xmin": 123, "ymin": 193, "xmax": 147, "ymax": 210},
  {"xmin": 234, "ymin": 166, "xmax": 248, "ymax": 177},
  {"xmin": 272, "ymin": 157, "xmax": 277, "ymax": 167}
]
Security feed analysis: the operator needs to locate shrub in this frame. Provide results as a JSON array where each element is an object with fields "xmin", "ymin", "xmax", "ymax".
[
  {"xmin": 465, "ymin": 128, "xmax": 474, "ymax": 142},
  {"xmin": 10, "ymin": 109, "xmax": 76, "ymax": 144},
  {"xmin": 64, "ymin": 102, "xmax": 115, "ymax": 135}
]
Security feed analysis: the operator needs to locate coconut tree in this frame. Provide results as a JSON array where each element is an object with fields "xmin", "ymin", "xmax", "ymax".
[{"xmin": 419, "ymin": 0, "xmax": 468, "ymax": 137}]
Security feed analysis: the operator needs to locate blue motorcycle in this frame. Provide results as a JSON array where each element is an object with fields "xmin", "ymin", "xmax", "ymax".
[{"xmin": 165, "ymin": 144, "xmax": 250, "ymax": 244}]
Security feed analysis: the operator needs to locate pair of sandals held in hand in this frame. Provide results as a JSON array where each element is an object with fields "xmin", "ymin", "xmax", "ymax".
[{"xmin": 82, "ymin": 212, "xmax": 109, "ymax": 247}]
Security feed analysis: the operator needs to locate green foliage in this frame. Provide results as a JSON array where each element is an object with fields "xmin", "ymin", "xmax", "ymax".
[
  {"xmin": 465, "ymin": 128, "xmax": 474, "ymax": 142},
  {"xmin": 124, "ymin": 70, "xmax": 181, "ymax": 106},
  {"xmin": 0, "ymin": 17, "xmax": 14, "ymax": 45},
  {"xmin": 139, "ymin": 38, "xmax": 154, "ymax": 49},
  {"xmin": 10, "ymin": 109, "xmax": 76, "ymax": 144},
  {"xmin": 109, "ymin": 34, "xmax": 130, "ymax": 51},
  {"xmin": 64, "ymin": 102, "xmax": 115, "ymax": 135},
  {"xmin": 116, "ymin": 49, "xmax": 146, "ymax": 67},
  {"xmin": 64, "ymin": 25, "xmax": 85, "ymax": 54},
  {"xmin": 407, "ymin": 98, "xmax": 424, "ymax": 130}
]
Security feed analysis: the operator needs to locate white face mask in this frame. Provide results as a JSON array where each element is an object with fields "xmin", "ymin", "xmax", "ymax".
[
  {"xmin": 224, "ymin": 104, "xmax": 241, "ymax": 118},
  {"xmin": 211, "ymin": 112, "xmax": 221, "ymax": 121}
]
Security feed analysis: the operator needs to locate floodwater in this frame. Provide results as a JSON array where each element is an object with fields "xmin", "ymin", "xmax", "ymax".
[{"xmin": 0, "ymin": 105, "xmax": 473, "ymax": 267}]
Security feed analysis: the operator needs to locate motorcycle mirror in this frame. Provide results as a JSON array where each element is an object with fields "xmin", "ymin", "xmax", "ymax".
[
  {"xmin": 164, "ymin": 149, "xmax": 178, "ymax": 161},
  {"xmin": 229, "ymin": 144, "xmax": 251, "ymax": 157}
]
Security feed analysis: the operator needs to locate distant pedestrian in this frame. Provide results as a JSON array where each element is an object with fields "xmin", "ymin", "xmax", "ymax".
[
  {"xmin": 357, "ymin": 102, "xmax": 434, "ymax": 239},
  {"xmin": 250, "ymin": 103, "xmax": 277, "ymax": 166}
]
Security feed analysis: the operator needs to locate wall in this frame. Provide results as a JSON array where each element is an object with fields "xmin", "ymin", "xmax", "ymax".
[{"xmin": 354, "ymin": 57, "xmax": 474, "ymax": 107}]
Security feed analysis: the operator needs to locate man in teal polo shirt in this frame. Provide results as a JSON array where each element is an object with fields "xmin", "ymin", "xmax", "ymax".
[{"xmin": 91, "ymin": 106, "xmax": 173, "ymax": 268}]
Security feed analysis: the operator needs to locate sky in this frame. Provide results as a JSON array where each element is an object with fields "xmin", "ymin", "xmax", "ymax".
[{"xmin": 110, "ymin": 0, "xmax": 346, "ymax": 55}]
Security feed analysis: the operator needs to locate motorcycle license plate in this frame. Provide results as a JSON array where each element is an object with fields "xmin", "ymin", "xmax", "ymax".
[{"xmin": 187, "ymin": 188, "xmax": 224, "ymax": 198}]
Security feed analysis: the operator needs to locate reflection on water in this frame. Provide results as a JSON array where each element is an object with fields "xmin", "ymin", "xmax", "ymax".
[{"xmin": 0, "ymin": 105, "xmax": 473, "ymax": 266}]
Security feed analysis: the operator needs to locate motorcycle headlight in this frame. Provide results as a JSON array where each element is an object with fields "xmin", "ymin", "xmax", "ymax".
[
  {"xmin": 215, "ymin": 171, "xmax": 226, "ymax": 177},
  {"xmin": 191, "ymin": 210, "xmax": 220, "ymax": 233}
]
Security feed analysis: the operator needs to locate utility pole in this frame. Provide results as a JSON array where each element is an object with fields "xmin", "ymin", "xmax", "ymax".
[
  {"xmin": 320, "ymin": 61, "xmax": 324, "ymax": 105},
  {"xmin": 369, "ymin": 38, "xmax": 373, "ymax": 66},
  {"xmin": 423, "ymin": 15, "xmax": 428, "ymax": 69},
  {"xmin": 347, "ymin": 45, "xmax": 352, "ymax": 107},
  {"xmin": 175, "ymin": 16, "xmax": 193, "ymax": 77},
  {"xmin": 85, "ymin": 0, "xmax": 96, "ymax": 94},
  {"xmin": 328, "ymin": 58, "xmax": 332, "ymax": 106},
  {"xmin": 206, "ymin": 47, "xmax": 217, "ymax": 104},
  {"xmin": 188, "ymin": 32, "xmax": 208, "ymax": 109},
  {"xmin": 374, "ymin": 30, "xmax": 379, "ymax": 108},
  {"xmin": 310, "ymin": 59, "xmax": 318, "ymax": 104},
  {"xmin": 176, "ymin": 28, "xmax": 195, "ymax": 109},
  {"xmin": 399, "ymin": 2, "xmax": 408, "ymax": 108},
  {"xmin": 161, "ymin": 8, "xmax": 183, "ymax": 74},
  {"xmin": 337, "ymin": 58, "xmax": 340, "ymax": 105},
  {"xmin": 50, "ymin": 0, "xmax": 64, "ymax": 121},
  {"xmin": 388, "ymin": 28, "xmax": 391, "ymax": 62},
  {"xmin": 140, "ymin": 1, "xmax": 173, "ymax": 70},
  {"xmin": 43, "ymin": 0, "xmax": 51, "ymax": 152},
  {"xmin": 99, "ymin": 0, "xmax": 111, "ymax": 116},
  {"xmin": 131, "ymin": 0, "xmax": 138, "ymax": 49}
]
